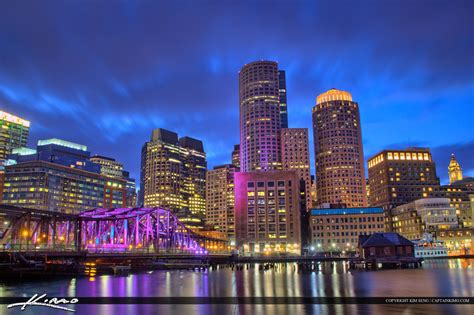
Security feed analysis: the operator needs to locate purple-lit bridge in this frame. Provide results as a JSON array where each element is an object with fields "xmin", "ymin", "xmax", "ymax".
[{"xmin": 0, "ymin": 205, "xmax": 229, "ymax": 257}]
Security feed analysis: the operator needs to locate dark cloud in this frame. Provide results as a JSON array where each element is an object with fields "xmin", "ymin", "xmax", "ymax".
[{"xmin": 0, "ymin": 0, "xmax": 473, "ymax": 186}]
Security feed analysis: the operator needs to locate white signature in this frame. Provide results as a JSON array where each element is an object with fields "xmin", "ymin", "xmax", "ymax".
[{"xmin": 7, "ymin": 293, "xmax": 78, "ymax": 312}]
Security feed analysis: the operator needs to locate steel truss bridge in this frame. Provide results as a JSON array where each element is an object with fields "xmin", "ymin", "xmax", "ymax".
[{"xmin": 0, "ymin": 205, "xmax": 228, "ymax": 255}]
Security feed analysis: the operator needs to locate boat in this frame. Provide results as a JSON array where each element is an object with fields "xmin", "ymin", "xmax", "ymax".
[{"xmin": 414, "ymin": 233, "xmax": 449, "ymax": 258}]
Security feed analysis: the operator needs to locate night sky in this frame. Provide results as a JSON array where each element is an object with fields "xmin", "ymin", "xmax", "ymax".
[{"xmin": 1, "ymin": 1, "xmax": 473, "ymax": 187}]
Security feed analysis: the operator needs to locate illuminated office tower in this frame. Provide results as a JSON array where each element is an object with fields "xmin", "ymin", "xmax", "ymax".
[
  {"xmin": 3, "ymin": 139, "xmax": 126, "ymax": 213},
  {"xmin": 0, "ymin": 111, "xmax": 30, "ymax": 165},
  {"xmin": 231, "ymin": 144, "xmax": 240, "ymax": 168},
  {"xmin": 239, "ymin": 61, "xmax": 282, "ymax": 172},
  {"xmin": 234, "ymin": 170, "xmax": 302, "ymax": 255},
  {"xmin": 312, "ymin": 89, "xmax": 367, "ymax": 208},
  {"xmin": 206, "ymin": 164, "xmax": 238, "ymax": 240},
  {"xmin": 281, "ymin": 128, "xmax": 311, "ymax": 208},
  {"xmin": 448, "ymin": 154, "xmax": 463, "ymax": 184},
  {"xmin": 367, "ymin": 148, "xmax": 441, "ymax": 230},
  {"xmin": 140, "ymin": 128, "xmax": 207, "ymax": 217},
  {"xmin": 368, "ymin": 148, "xmax": 440, "ymax": 209},
  {"xmin": 278, "ymin": 70, "xmax": 288, "ymax": 128},
  {"xmin": 90, "ymin": 155, "xmax": 124, "ymax": 178},
  {"xmin": 90, "ymin": 155, "xmax": 137, "ymax": 208}
]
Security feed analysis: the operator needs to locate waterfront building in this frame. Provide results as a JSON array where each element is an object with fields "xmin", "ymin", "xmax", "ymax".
[
  {"xmin": 437, "ymin": 185, "xmax": 473, "ymax": 228},
  {"xmin": 206, "ymin": 164, "xmax": 238, "ymax": 240},
  {"xmin": 234, "ymin": 171, "xmax": 302, "ymax": 255},
  {"xmin": 358, "ymin": 233, "xmax": 414, "ymax": 259},
  {"xmin": 391, "ymin": 198, "xmax": 458, "ymax": 240},
  {"xmin": 312, "ymin": 88, "xmax": 367, "ymax": 208},
  {"xmin": 309, "ymin": 207, "xmax": 385, "ymax": 253},
  {"xmin": 278, "ymin": 70, "xmax": 288, "ymax": 128},
  {"xmin": 140, "ymin": 128, "xmax": 207, "ymax": 217},
  {"xmin": 367, "ymin": 148, "xmax": 441, "ymax": 230},
  {"xmin": 239, "ymin": 61, "xmax": 282, "ymax": 172},
  {"xmin": 437, "ymin": 227, "xmax": 473, "ymax": 255},
  {"xmin": 3, "ymin": 139, "xmax": 126, "ymax": 212},
  {"xmin": 231, "ymin": 144, "xmax": 240, "ymax": 168},
  {"xmin": 448, "ymin": 154, "xmax": 463, "ymax": 184},
  {"xmin": 0, "ymin": 111, "xmax": 30, "ymax": 165},
  {"xmin": 281, "ymin": 128, "xmax": 311, "ymax": 208}
]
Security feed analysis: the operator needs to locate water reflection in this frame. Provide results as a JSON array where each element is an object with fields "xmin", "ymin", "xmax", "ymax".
[{"xmin": 0, "ymin": 259, "xmax": 472, "ymax": 315}]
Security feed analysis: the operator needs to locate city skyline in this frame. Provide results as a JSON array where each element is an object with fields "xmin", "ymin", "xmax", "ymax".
[{"xmin": 1, "ymin": 1, "xmax": 473, "ymax": 187}]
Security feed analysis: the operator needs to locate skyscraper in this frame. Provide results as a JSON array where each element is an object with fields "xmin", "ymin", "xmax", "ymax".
[
  {"xmin": 140, "ymin": 128, "xmax": 207, "ymax": 217},
  {"xmin": 448, "ymin": 154, "xmax": 463, "ymax": 184},
  {"xmin": 281, "ymin": 128, "xmax": 311, "ymax": 207},
  {"xmin": 231, "ymin": 144, "xmax": 240, "ymax": 168},
  {"xmin": 3, "ymin": 139, "xmax": 126, "ymax": 213},
  {"xmin": 206, "ymin": 164, "xmax": 238, "ymax": 240},
  {"xmin": 312, "ymin": 88, "xmax": 368, "ymax": 208},
  {"xmin": 90, "ymin": 155, "xmax": 137, "ymax": 207},
  {"xmin": 367, "ymin": 148, "xmax": 441, "ymax": 230},
  {"xmin": 0, "ymin": 111, "xmax": 30, "ymax": 165},
  {"xmin": 278, "ymin": 70, "xmax": 288, "ymax": 128},
  {"xmin": 239, "ymin": 61, "xmax": 281, "ymax": 172}
]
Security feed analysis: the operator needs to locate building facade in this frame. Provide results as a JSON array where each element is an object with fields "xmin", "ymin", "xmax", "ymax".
[
  {"xmin": 140, "ymin": 128, "xmax": 207, "ymax": 217},
  {"xmin": 239, "ymin": 61, "xmax": 282, "ymax": 172},
  {"xmin": 278, "ymin": 70, "xmax": 288, "ymax": 128},
  {"xmin": 0, "ymin": 111, "xmax": 30, "ymax": 165},
  {"xmin": 205, "ymin": 164, "xmax": 238, "ymax": 240},
  {"xmin": 391, "ymin": 198, "xmax": 458, "ymax": 240},
  {"xmin": 281, "ymin": 128, "xmax": 311, "ymax": 208},
  {"xmin": 2, "ymin": 160, "xmax": 126, "ymax": 213},
  {"xmin": 312, "ymin": 89, "xmax": 367, "ymax": 208},
  {"xmin": 90, "ymin": 155, "xmax": 124, "ymax": 178},
  {"xmin": 368, "ymin": 148, "xmax": 441, "ymax": 229},
  {"xmin": 231, "ymin": 144, "xmax": 240, "ymax": 168},
  {"xmin": 234, "ymin": 171, "xmax": 302, "ymax": 255},
  {"xmin": 309, "ymin": 207, "xmax": 384, "ymax": 252}
]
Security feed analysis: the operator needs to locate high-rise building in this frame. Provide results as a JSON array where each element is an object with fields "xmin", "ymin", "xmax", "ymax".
[
  {"xmin": 368, "ymin": 148, "xmax": 441, "ymax": 209},
  {"xmin": 239, "ymin": 61, "xmax": 282, "ymax": 172},
  {"xmin": 206, "ymin": 164, "xmax": 238, "ymax": 240},
  {"xmin": 368, "ymin": 148, "xmax": 441, "ymax": 230},
  {"xmin": 90, "ymin": 155, "xmax": 124, "ymax": 178},
  {"xmin": 278, "ymin": 70, "xmax": 288, "ymax": 128},
  {"xmin": 231, "ymin": 144, "xmax": 240, "ymax": 168},
  {"xmin": 90, "ymin": 155, "xmax": 137, "ymax": 207},
  {"xmin": 448, "ymin": 154, "xmax": 463, "ymax": 184},
  {"xmin": 234, "ymin": 171, "xmax": 302, "ymax": 255},
  {"xmin": 140, "ymin": 128, "xmax": 207, "ymax": 217},
  {"xmin": 309, "ymin": 207, "xmax": 385, "ymax": 252},
  {"xmin": 312, "ymin": 88, "xmax": 367, "ymax": 208},
  {"xmin": 2, "ymin": 139, "xmax": 126, "ymax": 213},
  {"xmin": 0, "ymin": 111, "xmax": 30, "ymax": 165},
  {"xmin": 281, "ymin": 128, "xmax": 311, "ymax": 207}
]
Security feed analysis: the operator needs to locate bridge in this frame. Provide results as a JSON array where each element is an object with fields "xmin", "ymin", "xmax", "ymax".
[{"xmin": 0, "ymin": 205, "xmax": 229, "ymax": 256}]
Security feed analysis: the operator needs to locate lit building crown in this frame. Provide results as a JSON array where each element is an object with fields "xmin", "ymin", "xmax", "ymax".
[
  {"xmin": 37, "ymin": 138, "xmax": 87, "ymax": 151},
  {"xmin": 316, "ymin": 88, "xmax": 353, "ymax": 104},
  {"xmin": 0, "ymin": 110, "xmax": 30, "ymax": 127}
]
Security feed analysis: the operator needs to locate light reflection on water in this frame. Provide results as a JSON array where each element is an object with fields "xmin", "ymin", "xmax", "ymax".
[{"xmin": 0, "ymin": 259, "xmax": 472, "ymax": 315}]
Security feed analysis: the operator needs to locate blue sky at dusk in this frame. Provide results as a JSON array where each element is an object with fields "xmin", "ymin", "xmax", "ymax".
[{"xmin": 1, "ymin": 1, "xmax": 473, "ymax": 187}]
